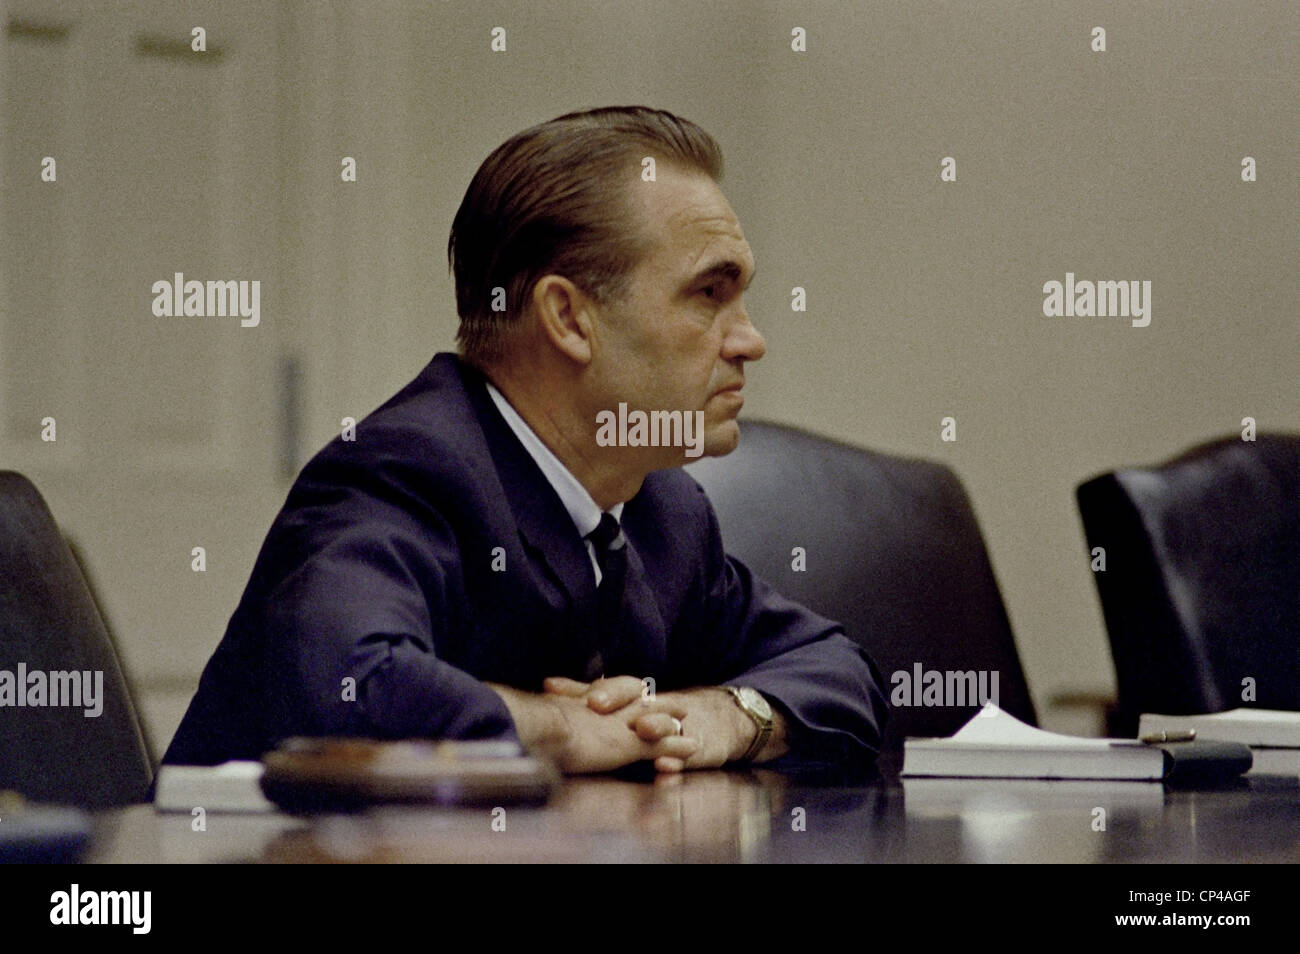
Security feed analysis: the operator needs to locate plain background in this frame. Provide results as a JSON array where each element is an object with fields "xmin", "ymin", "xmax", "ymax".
[{"xmin": 3, "ymin": 0, "xmax": 1296, "ymax": 756}]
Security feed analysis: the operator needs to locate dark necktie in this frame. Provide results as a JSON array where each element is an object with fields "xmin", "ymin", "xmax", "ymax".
[{"xmin": 582, "ymin": 512, "xmax": 628, "ymax": 680}]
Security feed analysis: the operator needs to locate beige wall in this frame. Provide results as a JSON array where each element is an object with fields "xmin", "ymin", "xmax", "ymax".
[{"xmin": 5, "ymin": 0, "xmax": 1295, "ymax": 751}]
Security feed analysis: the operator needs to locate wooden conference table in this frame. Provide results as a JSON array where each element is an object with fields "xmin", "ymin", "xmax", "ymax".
[{"xmin": 89, "ymin": 765, "xmax": 1300, "ymax": 864}]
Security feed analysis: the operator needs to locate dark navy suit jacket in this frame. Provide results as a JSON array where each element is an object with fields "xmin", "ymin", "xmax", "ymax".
[{"xmin": 162, "ymin": 353, "xmax": 888, "ymax": 766}]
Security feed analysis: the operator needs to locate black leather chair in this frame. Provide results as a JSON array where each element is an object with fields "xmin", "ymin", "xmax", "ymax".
[
  {"xmin": 1076, "ymin": 434, "xmax": 1300, "ymax": 736},
  {"xmin": 0, "ymin": 471, "xmax": 153, "ymax": 807},
  {"xmin": 687, "ymin": 421, "xmax": 1036, "ymax": 768}
]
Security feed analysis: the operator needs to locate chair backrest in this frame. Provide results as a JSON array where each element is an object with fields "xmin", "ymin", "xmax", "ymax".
[
  {"xmin": 1076, "ymin": 434, "xmax": 1300, "ymax": 734},
  {"xmin": 0, "ymin": 471, "xmax": 153, "ymax": 807},
  {"xmin": 687, "ymin": 421, "xmax": 1036, "ymax": 764}
]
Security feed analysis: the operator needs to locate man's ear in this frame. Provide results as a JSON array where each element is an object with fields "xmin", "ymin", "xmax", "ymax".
[{"xmin": 530, "ymin": 274, "xmax": 595, "ymax": 366}]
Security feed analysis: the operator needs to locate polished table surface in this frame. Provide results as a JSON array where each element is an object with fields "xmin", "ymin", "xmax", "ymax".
[{"xmin": 88, "ymin": 766, "xmax": 1300, "ymax": 864}]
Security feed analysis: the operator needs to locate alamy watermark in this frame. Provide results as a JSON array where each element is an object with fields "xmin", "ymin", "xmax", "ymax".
[
  {"xmin": 0, "ymin": 664, "xmax": 103, "ymax": 717},
  {"xmin": 151, "ymin": 272, "xmax": 260, "ymax": 327},
  {"xmin": 595, "ymin": 403, "xmax": 705, "ymax": 458},
  {"xmin": 1042, "ymin": 272, "xmax": 1151, "ymax": 328},
  {"xmin": 890, "ymin": 664, "xmax": 999, "ymax": 709},
  {"xmin": 50, "ymin": 884, "xmax": 150, "ymax": 934}
]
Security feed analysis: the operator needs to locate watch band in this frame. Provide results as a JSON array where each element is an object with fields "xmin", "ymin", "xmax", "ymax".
[{"xmin": 728, "ymin": 686, "xmax": 773, "ymax": 762}]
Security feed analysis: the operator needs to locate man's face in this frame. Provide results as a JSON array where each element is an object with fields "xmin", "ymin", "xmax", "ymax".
[{"xmin": 589, "ymin": 164, "xmax": 765, "ymax": 462}]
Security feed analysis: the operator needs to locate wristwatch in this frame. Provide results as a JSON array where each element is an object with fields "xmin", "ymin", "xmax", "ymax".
[{"xmin": 726, "ymin": 686, "xmax": 774, "ymax": 762}]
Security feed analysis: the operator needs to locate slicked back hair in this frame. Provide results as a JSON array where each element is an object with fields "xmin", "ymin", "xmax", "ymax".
[{"xmin": 448, "ymin": 106, "xmax": 724, "ymax": 369}]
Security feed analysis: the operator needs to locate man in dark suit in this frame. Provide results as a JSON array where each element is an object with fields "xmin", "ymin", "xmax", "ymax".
[{"xmin": 164, "ymin": 106, "xmax": 888, "ymax": 774}]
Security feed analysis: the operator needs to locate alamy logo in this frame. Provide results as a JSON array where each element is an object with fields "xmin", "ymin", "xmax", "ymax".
[
  {"xmin": 1042, "ymin": 272, "xmax": 1151, "ymax": 327},
  {"xmin": 151, "ymin": 272, "xmax": 260, "ymax": 327},
  {"xmin": 890, "ymin": 664, "xmax": 999, "ymax": 708},
  {"xmin": 0, "ymin": 664, "xmax": 102, "ymax": 717},
  {"xmin": 595, "ymin": 404, "xmax": 705, "ymax": 458},
  {"xmin": 50, "ymin": 884, "xmax": 151, "ymax": 934}
]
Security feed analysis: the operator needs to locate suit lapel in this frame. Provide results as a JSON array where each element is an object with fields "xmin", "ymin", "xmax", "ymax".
[
  {"xmin": 454, "ymin": 357, "xmax": 670, "ymax": 680},
  {"xmin": 457, "ymin": 361, "xmax": 597, "ymax": 611}
]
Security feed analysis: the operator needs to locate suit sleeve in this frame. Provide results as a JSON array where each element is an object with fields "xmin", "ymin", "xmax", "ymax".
[
  {"xmin": 689, "ymin": 485, "xmax": 890, "ymax": 766},
  {"xmin": 256, "ymin": 473, "xmax": 519, "ymax": 748}
]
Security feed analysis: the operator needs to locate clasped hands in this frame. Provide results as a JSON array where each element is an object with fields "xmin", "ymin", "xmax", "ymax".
[{"xmin": 485, "ymin": 675, "xmax": 757, "ymax": 775}]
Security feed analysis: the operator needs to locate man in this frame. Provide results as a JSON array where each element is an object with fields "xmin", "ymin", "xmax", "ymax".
[{"xmin": 163, "ymin": 106, "xmax": 888, "ymax": 774}]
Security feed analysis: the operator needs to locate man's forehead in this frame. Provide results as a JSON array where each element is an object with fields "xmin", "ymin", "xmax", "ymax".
[
  {"xmin": 681, "ymin": 222, "xmax": 755, "ymax": 286},
  {"xmin": 656, "ymin": 183, "xmax": 752, "ymax": 266},
  {"xmin": 621, "ymin": 166, "xmax": 754, "ymax": 286},
  {"xmin": 677, "ymin": 211, "xmax": 750, "ymax": 253},
  {"xmin": 660, "ymin": 177, "xmax": 742, "ymax": 237}
]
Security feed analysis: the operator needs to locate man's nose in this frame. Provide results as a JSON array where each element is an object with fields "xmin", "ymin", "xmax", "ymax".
[{"xmin": 724, "ymin": 306, "xmax": 766, "ymax": 362}]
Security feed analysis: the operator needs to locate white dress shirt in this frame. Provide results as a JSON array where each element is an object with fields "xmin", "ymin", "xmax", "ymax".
[{"xmin": 485, "ymin": 381, "xmax": 624, "ymax": 586}]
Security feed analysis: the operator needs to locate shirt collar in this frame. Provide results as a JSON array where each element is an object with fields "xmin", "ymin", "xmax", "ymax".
[{"xmin": 484, "ymin": 380, "xmax": 623, "ymax": 539}]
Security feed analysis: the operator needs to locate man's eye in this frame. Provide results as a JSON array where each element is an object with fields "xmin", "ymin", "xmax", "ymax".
[{"xmin": 699, "ymin": 285, "xmax": 718, "ymax": 299}]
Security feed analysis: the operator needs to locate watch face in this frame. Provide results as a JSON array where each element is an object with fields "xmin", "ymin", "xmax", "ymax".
[{"xmin": 738, "ymin": 687, "xmax": 772, "ymax": 720}]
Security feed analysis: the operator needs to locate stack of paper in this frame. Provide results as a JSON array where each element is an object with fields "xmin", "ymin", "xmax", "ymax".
[{"xmin": 903, "ymin": 704, "xmax": 1167, "ymax": 780}]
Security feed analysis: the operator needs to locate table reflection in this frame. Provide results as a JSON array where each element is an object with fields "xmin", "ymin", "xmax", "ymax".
[
  {"xmin": 89, "ymin": 767, "xmax": 1300, "ymax": 863},
  {"xmin": 262, "ymin": 770, "xmax": 777, "ymax": 863}
]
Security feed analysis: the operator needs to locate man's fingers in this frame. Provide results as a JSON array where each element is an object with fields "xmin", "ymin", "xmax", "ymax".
[
  {"xmin": 542, "ymin": 676, "xmax": 590, "ymax": 697},
  {"xmin": 645, "ymin": 733, "xmax": 699, "ymax": 762},
  {"xmin": 586, "ymin": 675, "xmax": 647, "ymax": 713},
  {"xmin": 542, "ymin": 675, "xmax": 652, "ymax": 715},
  {"xmin": 629, "ymin": 698, "xmax": 690, "ymax": 723},
  {"xmin": 633, "ymin": 711, "xmax": 688, "ymax": 742},
  {"xmin": 655, "ymin": 756, "xmax": 687, "ymax": 774}
]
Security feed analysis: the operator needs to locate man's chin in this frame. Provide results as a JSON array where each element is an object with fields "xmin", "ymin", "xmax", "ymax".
[{"xmin": 700, "ymin": 419, "xmax": 742, "ymax": 458}]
